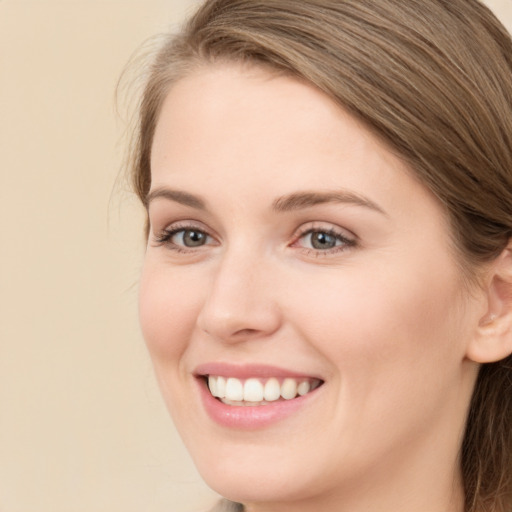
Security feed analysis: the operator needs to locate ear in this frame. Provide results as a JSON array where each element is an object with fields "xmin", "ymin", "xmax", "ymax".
[{"xmin": 466, "ymin": 241, "xmax": 512, "ymax": 363}]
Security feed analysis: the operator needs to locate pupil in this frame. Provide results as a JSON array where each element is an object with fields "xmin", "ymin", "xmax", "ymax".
[
  {"xmin": 184, "ymin": 230, "xmax": 206, "ymax": 247},
  {"xmin": 311, "ymin": 232, "xmax": 336, "ymax": 249}
]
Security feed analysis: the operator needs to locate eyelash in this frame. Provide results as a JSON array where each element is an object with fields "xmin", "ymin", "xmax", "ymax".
[
  {"xmin": 153, "ymin": 222, "xmax": 212, "ymax": 254},
  {"xmin": 292, "ymin": 226, "xmax": 357, "ymax": 256},
  {"xmin": 153, "ymin": 222, "xmax": 357, "ymax": 256}
]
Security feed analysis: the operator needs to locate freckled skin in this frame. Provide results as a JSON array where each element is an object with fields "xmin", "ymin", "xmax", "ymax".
[{"xmin": 140, "ymin": 64, "xmax": 484, "ymax": 512}]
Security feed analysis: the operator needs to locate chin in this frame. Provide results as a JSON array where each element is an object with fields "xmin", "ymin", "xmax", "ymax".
[
  {"xmin": 187, "ymin": 439, "xmax": 329, "ymax": 506},
  {"xmin": 199, "ymin": 463, "xmax": 309, "ymax": 505}
]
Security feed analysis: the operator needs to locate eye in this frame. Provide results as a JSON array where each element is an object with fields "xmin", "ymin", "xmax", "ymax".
[
  {"xmin": 153, "ymin": 223, "xmax": 215, "ymax": 252},
  {"xmin": 172, "ymin": 229, "xmax": 209, "ymax": 248},
  {"xmin": 306, "ymin": 231, "xmax": 339, "ymax": 250},
  {"xmin": 293, "ymin": 227, "xmax": 356, "ymax": 254}
]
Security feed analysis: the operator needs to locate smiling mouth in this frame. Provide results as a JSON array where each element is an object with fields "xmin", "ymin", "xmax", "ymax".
[{"xmin": 206, "ymin": 376, "xmax": 323, "ymax": 406}]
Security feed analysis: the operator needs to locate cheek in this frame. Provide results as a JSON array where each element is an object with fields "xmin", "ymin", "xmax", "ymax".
[
  {"xmin": 280, "ymin": 260, "xmax": 470, "ymax": 468},
  {"xmin": 138, "ymin": 261, "xmax": 203, "ymax": 363},
  {"xmin": 287, "ymin": 259, "xmax": 467, "ymax": 399}
]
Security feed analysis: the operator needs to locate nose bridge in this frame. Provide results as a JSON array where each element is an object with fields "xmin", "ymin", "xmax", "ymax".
[{"xmin": 197, "ymin": 242, "xmax": 281, "ymax": 342}]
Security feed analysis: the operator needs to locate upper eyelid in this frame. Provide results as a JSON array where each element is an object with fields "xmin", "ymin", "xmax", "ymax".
[
  {"xmin": 155, "ymin": 219, "xmax": 215, "ymax": 237},
  {"xmin": 292, "ymin": 222, "xmax": 357, "ymax": 240},
  {"xmin": 163, "ymin": 220, "xmax": 207, "ymax": 231}
]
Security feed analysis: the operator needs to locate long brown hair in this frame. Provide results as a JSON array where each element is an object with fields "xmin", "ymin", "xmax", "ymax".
[{"xmin": 126, "ymin": 1, "xmax": 512, "ymax": 509}]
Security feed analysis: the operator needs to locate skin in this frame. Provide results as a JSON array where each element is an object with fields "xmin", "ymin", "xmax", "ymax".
[{"xmin": 140, "ymin": 64, "xmax": 489, "ymax": 512}]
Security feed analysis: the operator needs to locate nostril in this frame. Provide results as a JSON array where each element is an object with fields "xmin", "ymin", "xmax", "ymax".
[{"xmin": 233, "ymin": 328, "xmax": 259, "ymax": 337}]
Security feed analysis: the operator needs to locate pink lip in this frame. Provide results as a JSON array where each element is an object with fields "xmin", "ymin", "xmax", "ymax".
[
  {"xmin": 194, "ymin": 362, "xmax": 319, "ymax": 380},
  {"xmin": 194, "ymin": 363, "xmax": 323, "ymax": 430}
]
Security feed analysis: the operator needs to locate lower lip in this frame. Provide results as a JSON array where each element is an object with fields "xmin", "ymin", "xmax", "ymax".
[{"xmin": 197, "ymin": 378, "xmax": 320, "ymax": 429}]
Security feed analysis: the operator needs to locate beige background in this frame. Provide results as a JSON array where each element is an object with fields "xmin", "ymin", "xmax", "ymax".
[{"xmin": 1, "ymin": 1, "xmax": 511, "ymax": 511}]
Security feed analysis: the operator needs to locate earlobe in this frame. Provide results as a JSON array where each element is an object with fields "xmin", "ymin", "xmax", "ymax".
[{"xmin": 467, "ymin": 242, "xmax": 512, "ymax": 364}]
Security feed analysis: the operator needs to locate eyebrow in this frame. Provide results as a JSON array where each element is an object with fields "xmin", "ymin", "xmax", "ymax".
[
  {"xmin": 272, "ymin": 190, "xmax": 387, "ymax": 216},
  {"xmin": 146, "ymin": 188, "xmax": 206, "ymax": 210},
  {"xmin": 146, "ymin": 187, "xmax": 387, "ymax": 216}
]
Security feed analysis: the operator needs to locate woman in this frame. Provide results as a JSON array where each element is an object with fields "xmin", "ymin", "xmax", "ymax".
[{"xmin": 126, "ymin": 0, "xmax": 512, "ymax": 510}]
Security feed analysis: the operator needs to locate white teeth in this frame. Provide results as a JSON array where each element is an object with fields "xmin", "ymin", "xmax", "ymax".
[
  {"xmin": 244, "ymin": 378, "xmax": 264, "ymax": 402},
  {"xmin": 207, "ymin": 375, "xmax": 321, "ymax": 404},
  {"xmin": 281, "ymin": 378, "xmax": 297, "ymax": 400},
  {"xmin": 263, "ymin": 378, "xmax": 281, "ymax": 401},
  {"xmin": 216, "ymin": 376, "xmax": 226, "ymax": 398},
  {"xmin": 225, "ymin": 377, "xmax": 244, "ymax": 401},
  {"xmin": 217, "ymin": 377, "xmax": 226, "ymax": 397},
  {"xmin": 208, "ymin": 376, "xmax": 217, "ymax": 397},
  {"xmin": 297, "ymin": 380, "xmax": 311, "ymax": 396}
]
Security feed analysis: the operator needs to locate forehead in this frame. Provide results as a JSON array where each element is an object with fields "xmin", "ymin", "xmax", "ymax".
[
  {"xmin": 153, "ymin": 65, "xmax": 398, "ymax": 180},
  {"xmin": 151, "ymin": 64, "xmax": 445, "ymax": 225},
  {"xmin": 151, "ymin": 63, "xmax": 354, "ymax": 160}
]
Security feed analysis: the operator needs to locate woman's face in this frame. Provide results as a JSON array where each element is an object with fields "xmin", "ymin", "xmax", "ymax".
[{"xmin": 140, "ymin": 64, "xmax": 482, "ymax": 508}]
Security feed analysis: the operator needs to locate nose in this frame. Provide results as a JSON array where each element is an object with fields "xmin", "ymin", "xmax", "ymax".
[{"xmin": 196, "ymin": 249, "xmax": 282, "ymax": 343}]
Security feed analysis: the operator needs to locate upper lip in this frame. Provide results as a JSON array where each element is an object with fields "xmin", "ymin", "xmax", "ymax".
[{"xmin": 194, "ymin": 362, "xmax": 323, "ymax": 380}]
